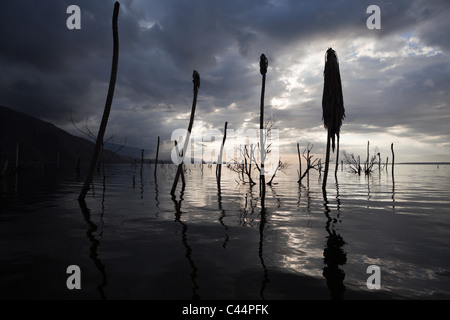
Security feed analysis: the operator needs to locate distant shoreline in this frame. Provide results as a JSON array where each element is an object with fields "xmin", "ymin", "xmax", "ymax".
[{"xmin": 398, "ymin": 162, "xmax": 450, "ymax": 165}]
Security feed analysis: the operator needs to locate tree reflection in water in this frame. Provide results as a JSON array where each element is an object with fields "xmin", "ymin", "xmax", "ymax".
[
  {"xmin": 171, "ymin": 185, "xmax": 200, "ymax": 300},
  {"xmin": 322, "ymin": 181, "xmax": 347, "ymax": 300},
  {"xmin": 78, "ymin": 200, "xmax": 108, "ymax": 300}
]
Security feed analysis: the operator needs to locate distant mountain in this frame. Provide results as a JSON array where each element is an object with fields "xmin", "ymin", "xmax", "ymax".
[
  {"xmin": 0, "ymin": 106, "xmax": 130, "ymax": 173},
  {"xmin": 103, "ymin": 142, "xmax": 145, "ymax": 159}
]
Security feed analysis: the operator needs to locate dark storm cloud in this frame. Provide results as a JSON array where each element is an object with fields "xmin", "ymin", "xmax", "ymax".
[{"xmin": 0, "ymin": 0, "xmax": 449, "ymax": 159}]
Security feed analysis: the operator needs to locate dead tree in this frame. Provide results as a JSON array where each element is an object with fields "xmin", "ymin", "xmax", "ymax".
[
  {"xmin": 343, "ymin": 142, "xmax": 378, "ymax": 176},
  {"xmin": 216, "ymin": 121, "xmax": 228, "ymax": 185},
  {"xmin": 78, "ymin": 1, "xmax": 120, "ymax": 202},
  {"xmin": 267, "ymin": 160, "xmax": 290, "ymax": 185},
  {"xmin": 228, "ymin": 144, "xmax": 256, "ymax": 185},
  {"xmin": 297, "ymin": 143, "xmax": 319, "ymax": 183},
  {"xmin": 154, "ymin": 136, "xmax": 160, "ymax": 178},
  {"xmin": 140, "ymin": 149, "xmax": 144, "ymax": 179},
  {"xmin": 171, "ymin": 70, "xmax": 200, "ymax": 195},
  {"xmin": 391, "ymin": 143, "xmax": 395, "ymax": 178},
  {"xmin": 297, "ymin": 143, "xmax": 302, "ymax": 180},
  {"xmin": 259, "ymin": 53, "xmax": 268, "ymax": 199},
  {"xmin": 321, "ymin": 48, "xmax": 345, "ymax": 191},
  {"xmin": 343, "ymin": 151, "xmax": 361, "ymax": 175}
]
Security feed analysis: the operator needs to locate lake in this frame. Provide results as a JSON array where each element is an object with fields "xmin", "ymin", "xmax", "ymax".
[{"xmin": 1, "ymin": 163, "xmax": 449, "ymax": 300}]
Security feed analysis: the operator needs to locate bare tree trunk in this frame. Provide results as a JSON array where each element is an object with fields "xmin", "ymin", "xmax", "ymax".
[
  {"xmin": 15, "ymin": 142, "xmax": 19, "ymax": 171},
  {"xmin": 140, "ymin": 149, "xmax": 144, "ymax": 179},
  {"xmin": 216, "ymin": 122, "xmax": 228, "ymax": 185},
  {"xmin": 79, "ymin": 2, "xmax": 120, "ymax": 202},
  {"xmin": 297, "ymin": 143, "xmax": 302, "ymax": 182},
  {"xmin": 391, "ymin": 143, "xmax": 395, "ymax": 178},
  {"xmin": 322, "ymin": 131, "xmax": 331, "ymax": 190},
  {"xmin": 171, "ymin": 70, "xmax": 200, "ymax": 195},
  {"xmin": 357, "ymin": 155, "xmax": 361, "ymax": 175},
  {"xmin": 260, "ymin": 69, "xmax": 266, "ymax": 199},
  {"xmin": 366, "ymin": 140, "xmax": 370, "ymax": 175},
  {"xmin": 259, "ymin": 54, "xmax": 268, "ymax": 202},
  {"xmin": 334, "ymin": 135, "xmax": 340, "ymax": 177},
  {"xmin": 267, "ymin": 160, "xmax": 281, "ymax": 185},
  {"xmin": 307, "ymin": 147, "xmax": 311, "ymax": 179},
  {"xmin": 154, "ymin": 136, "xmax": 160, "ymax": 178},
  {"xmin": 318, "ymin": 159, "xmax": 322, "ymax": 176},
  {"xmin": 378, "ymin": 153, "xmax": 381, "ymax": 172}
]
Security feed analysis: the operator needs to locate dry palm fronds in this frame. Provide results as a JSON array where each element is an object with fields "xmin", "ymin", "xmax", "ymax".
[
  {"xmin": 322, "ymin": 48, "xmax": 345, "ymax": 152},
  {"xmin": 322, "ymin": 48, "xmax": 345, "ymax": 191}
]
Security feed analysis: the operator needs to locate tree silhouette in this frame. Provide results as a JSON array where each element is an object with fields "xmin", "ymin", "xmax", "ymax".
[
  {"xmin": 170, "ymin": 70, "xmax": 200, "ymax": 196},
  {"xmin": 79, "ymin": 2, "xmax": 120, "ymax": 202},
  {"xmin": 322, "ymin": 48, "xmax": 345, "ymax": 191}
]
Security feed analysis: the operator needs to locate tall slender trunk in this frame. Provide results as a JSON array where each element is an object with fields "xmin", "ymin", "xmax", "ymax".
[
  {"xmin": 15, "ymin": 142, "xmax": 19, "ymax": 171},
  {"xmin": 391, "ymin": 143, "xmax": 395, "ymax": 178},
  {"xmin": 171, "ymin": 71, "xmax": 200, "ymax": 195},
  {"xmin": 322, "ymin": 131, "xmax": 331, "ymax": 190},
  {"xmin": 260, "ymin": 72, "xmax": 266, "ymax": 199},
  {"xmin": 216, "ymin": 121, "xmax": 228, "ymax": 186},
  {"xmin": 140, "ymin": 149, "xmax": 144, "ymax": 179},
  {"xmin": 79, "ymin": 2, "xmax": 120, "ymax": 202},
  {"xmin": 366, "ymin": 140, "xmax": 370, "ymax": 175},
  {"xmin": 334, "ymin": 136, "xmax": 340, "ymax": 177},
  {"xmin": 297, "ymin": 143, "xmax": 302, "ymax": 183},
  {"xmin": 378, "ymin": 153, "xmax": 381, "ymax": 172},
  {"xmin": 154, "ymin": 136, "xmax": 160, "ymax": 178}
]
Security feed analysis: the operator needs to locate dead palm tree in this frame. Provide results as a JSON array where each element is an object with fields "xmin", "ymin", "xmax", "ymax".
[{"xmin": 322, "ymin": 48, "xmax": 345, "ymax": 191}]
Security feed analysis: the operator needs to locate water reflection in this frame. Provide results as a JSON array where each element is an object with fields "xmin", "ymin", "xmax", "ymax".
[
  {"xmin": 154, "ymin": 176, "xmax": 160, "ymax": 217},
  {"xmin": 268, "ymin": 185, "xmax": 281, "ymax": 208},
  {"xmin": 217, "ymin": 183, "xmax": 229, "ymax": 249},
  {"xmin": 240, "ymin": 185, "xmax": 258, "ymax": 227},
  {"xmin": 140, "ymin": 175, "xmax": 144, "ymax": 200},
  {"xmin": 240, "ymin": 186, "xmax": 270, "ymax": 299},
  {"xmin": 322, "ymin": 182, "xmax": 347, "ymax": 300},
  {"xmin": 171, "ymin": 186, "xmax": 200, "ymax": 300},
  {"xmin": 258, "ymin": 204, "xmax": 269, "ymax": 300},
  {"xmin": 392, "ymin": 176, "xmax": 396, "ymax": 209},
  {"xmin": 78, "ymin": 200, "xmax": 108, "ymax": 300}
]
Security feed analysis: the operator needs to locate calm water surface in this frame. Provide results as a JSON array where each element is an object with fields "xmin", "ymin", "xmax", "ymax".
[{"xmin": 1, "ymin": 163, "xmax": 449, "ymax": 299}]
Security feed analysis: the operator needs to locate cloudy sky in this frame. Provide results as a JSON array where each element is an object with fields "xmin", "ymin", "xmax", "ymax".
[{"xmin": 1, "ymin": 0, "xmax": 449, "ymax": 163}]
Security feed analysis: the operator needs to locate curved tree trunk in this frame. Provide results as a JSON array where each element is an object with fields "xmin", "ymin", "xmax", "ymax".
[
  {"xmin": 171, "ymin": 70, "xmax": 200, "ymax": 195},
  {"xmin": 322, "ymin": 131, "xmax": 331, "ymax": 191},
  {"xmin": 79, "ymin": 2, "xmax": 120, "ymax": 202},
  {"xmin": 154, "ymin": 136, "xmax": 160, "ymax": 178},
  {"xmin": 334, "ymin": 135, "xmax": 340, "ymax": 177}
]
